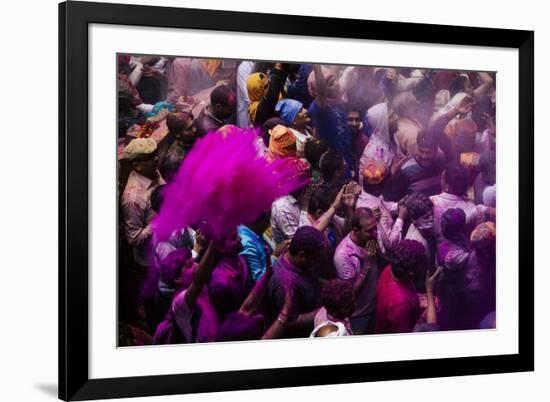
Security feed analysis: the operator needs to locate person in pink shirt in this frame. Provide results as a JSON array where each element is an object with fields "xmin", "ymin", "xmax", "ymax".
[
  {"xmin": 375, "ymin": 239, "xmax": 426, "ymax": 334},
  {"xmin": 334, "ymin": 207, "xmax": 379, "ymax": 334},
  {"xmin": 430, "ymin": 164, "xmax": 495, "ymax": 240},
  {"xmin": 166, "ymin": 57, "xmax": 191, "ymax": 104}
]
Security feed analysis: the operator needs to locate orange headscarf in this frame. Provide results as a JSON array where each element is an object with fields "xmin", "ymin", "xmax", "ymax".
[
  {"xmin": 362, "ymin": 159, "xmax": 388, "ymax": 185},
  {"xmin": 267, "ymin": 124, "xmax": 297, "ymax": 160}
]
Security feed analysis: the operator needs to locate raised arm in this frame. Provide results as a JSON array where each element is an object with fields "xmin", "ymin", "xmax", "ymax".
[
  {"xmin": 429, "ymin": 94, "xmax": 473, "ymax": 134},
  {"xmin": 313, "ymin": 64, "xmax": 329, "ymax": 108},
  {"xmin": 262, "ymin": 287, "xmax": 297, "ymax": 340},
  {"xmin": 313, "ymin": 186, "xmax": 345, "ymax": 233},
  {"xmin": 425, "ymin": 266, "xmax": 442, "ymax": 325},
  {"xmin": 341, "ymin": 182, "xmax": 361, "ymax": 236},
  {"xmin": 184, "ymin": 240, "xmax": 217, "ymax": 309},
  {"xmin": 253, "ymin": 63, "xmax": 288, "ymax": 126},
  {"xmin": 473, "ymin": 72, "xmax": 495, "ymax": 97}
]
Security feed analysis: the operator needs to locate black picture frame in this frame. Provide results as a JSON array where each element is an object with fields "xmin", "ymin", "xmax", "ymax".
[{"xmin": 59, "ymin": 1, "xmax": 534, "ymax": 400}]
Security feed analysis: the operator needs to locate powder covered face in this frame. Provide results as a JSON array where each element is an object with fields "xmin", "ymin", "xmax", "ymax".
[
  {"xmin": 354, "ymin": 216, "xmax": 378, "ymax": 246},
  {"xmin": 220, "ymin": 230, "xmax": 244, "ymax": 255},
  {"xmin": 414, "ymin": 211, "xmax": 435, "ymax": 233}
]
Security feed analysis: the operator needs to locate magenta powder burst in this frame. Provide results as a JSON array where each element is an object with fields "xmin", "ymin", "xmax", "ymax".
[{"xmin": 153, "ymin": 126, "xmax": 308, "ymax": 241}]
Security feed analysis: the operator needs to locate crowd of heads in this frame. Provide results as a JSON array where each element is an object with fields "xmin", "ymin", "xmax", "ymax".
[{"xmin": 117, "ymin": 55, "xmax": 497, "ymax": 346}]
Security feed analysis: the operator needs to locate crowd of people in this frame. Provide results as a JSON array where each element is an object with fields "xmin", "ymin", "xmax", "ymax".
[{"xmin": 117, "ymin": 55, "xmax": 497, "ymax": 346}]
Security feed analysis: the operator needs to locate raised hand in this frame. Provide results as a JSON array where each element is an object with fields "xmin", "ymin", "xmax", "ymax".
[
  {"xmin": 365, "ymin": 239, "xmax": 378, "ymax": 257},
  {"xmin": 337, "ymin": 183, "xmax": 354, "ymax": 209},
  {"xmin": 398, "ymin": 197, "xmax": 408, "ymax": 221},
  {"xmin": 330, "ymin": 186, "xmax": 346, "ymax": 210},
  {"xmin": 456, "ymin": 95, "xmax": 473, "ymax": 116},
  {"xmin": 426, "ymin": 266, "xmax": 443, "ymax": 293},
  {"xmin": 346, "ymin": 181, "xmax": 363, "ymax": 198}
]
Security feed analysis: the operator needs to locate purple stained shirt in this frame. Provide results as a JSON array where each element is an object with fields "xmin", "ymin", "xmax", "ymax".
[
  {"xmin": 169, "ymin": 288, "xmax": 219, "ymax": 343},
  {"xmin": 208, "ymin": 255, "xmax": 251, "ymax": 320},
  {"xmin": 268, "ymin": 252, "xmax": 322, "ymax": 319}
]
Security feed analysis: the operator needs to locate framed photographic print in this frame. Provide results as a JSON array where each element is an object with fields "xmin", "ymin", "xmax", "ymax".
[{"xmin": 59, "ymin": 0, "xmax": 534, "ymax": 400}]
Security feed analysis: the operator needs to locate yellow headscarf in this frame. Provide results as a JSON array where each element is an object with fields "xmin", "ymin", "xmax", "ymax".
[{"xmin": 247, "ymin": 72, "xmax": 270, "ymax": 124}]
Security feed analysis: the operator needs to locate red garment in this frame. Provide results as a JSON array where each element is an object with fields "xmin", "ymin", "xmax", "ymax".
[{"xmin": 375, "ymin": 266, "xmax": 420, "ymax": 334}]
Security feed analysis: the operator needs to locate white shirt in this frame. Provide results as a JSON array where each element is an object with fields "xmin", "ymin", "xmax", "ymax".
[
  {"xmin": 430, "ymin": 192, "xmax": 487, "ymax": 239},
  {"xmin": 236, "ymin": 61, "xmax": 254, "ymax": 128},
  {"xmin": 270, "ymin": 195, "xmax": 309, "ymax": 244},
  {"xmin": 356, "ymin": 191, "xmax": 400, "ymax": 252}
]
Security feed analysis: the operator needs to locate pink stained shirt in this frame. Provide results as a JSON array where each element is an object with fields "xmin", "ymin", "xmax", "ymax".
[
  {"xmin": 333, "ymin": 234, "xmax": 379, "ymax": 318},
  {"xmin": 430, "ymin": 192, "xmax": 488, "ymax": 239},
  {"xmin": 166, "ymin": 58, "xmax": 192, "ymax": 104},
  {"xmin": 375, "ymin": 266, "xmax": 420, "ymax": 334}
]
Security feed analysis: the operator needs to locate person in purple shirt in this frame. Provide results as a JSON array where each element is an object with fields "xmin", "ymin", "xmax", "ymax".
[
  {"xmin": 267, "ymin": 226, "xmax": 326, "ymax": 327},
  {"xmin": 208, "ymin": 229, "xmax": 252, "ymax": 321}
]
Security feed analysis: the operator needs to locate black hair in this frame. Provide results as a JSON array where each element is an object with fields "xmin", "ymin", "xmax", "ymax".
[
  {"xmin": 445, "ymin": 164, "xmax": 471, "ymax": 196},
  {"xmin": 308, "ymin": 186, "xmax": 337, "ymax": 215},
  {"xmin": 210, "ymin": 84, "xmax": 235, "ymax": 107},
  {"xmin": 416, "ymin": 130, "xmax": 438, "ymax": 149},
  {"xmin": 440, "ymin": 208, "xmax": 466, "ymax": 239},
  {"xmin": 405, "ymin": 192, "xmax": 434, "ymax": 221},
  {"xmin": 261, "ymin": 117, "xmax": 285, "ymax": 147},
  {"xmin": 344, "ymin": 102, "xmax": 366, "ymax": 119},
  {"xmin": 321, "ymin": 279, "xmax": 355, "ymax": 320},
  {"xmin": 304, "ymin": 138, "xmax": 329, "ymax": 170},
  {"xmin": 319, "ymin": 149, "xmax": 345, "ymax": 182},
  {"xmin": 390, "ymin": 239, "xmax": 426, "ymax": 281},
  {"xmin": 288, "ymin": 226, "xmax": 325, "ymax": 257}
]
